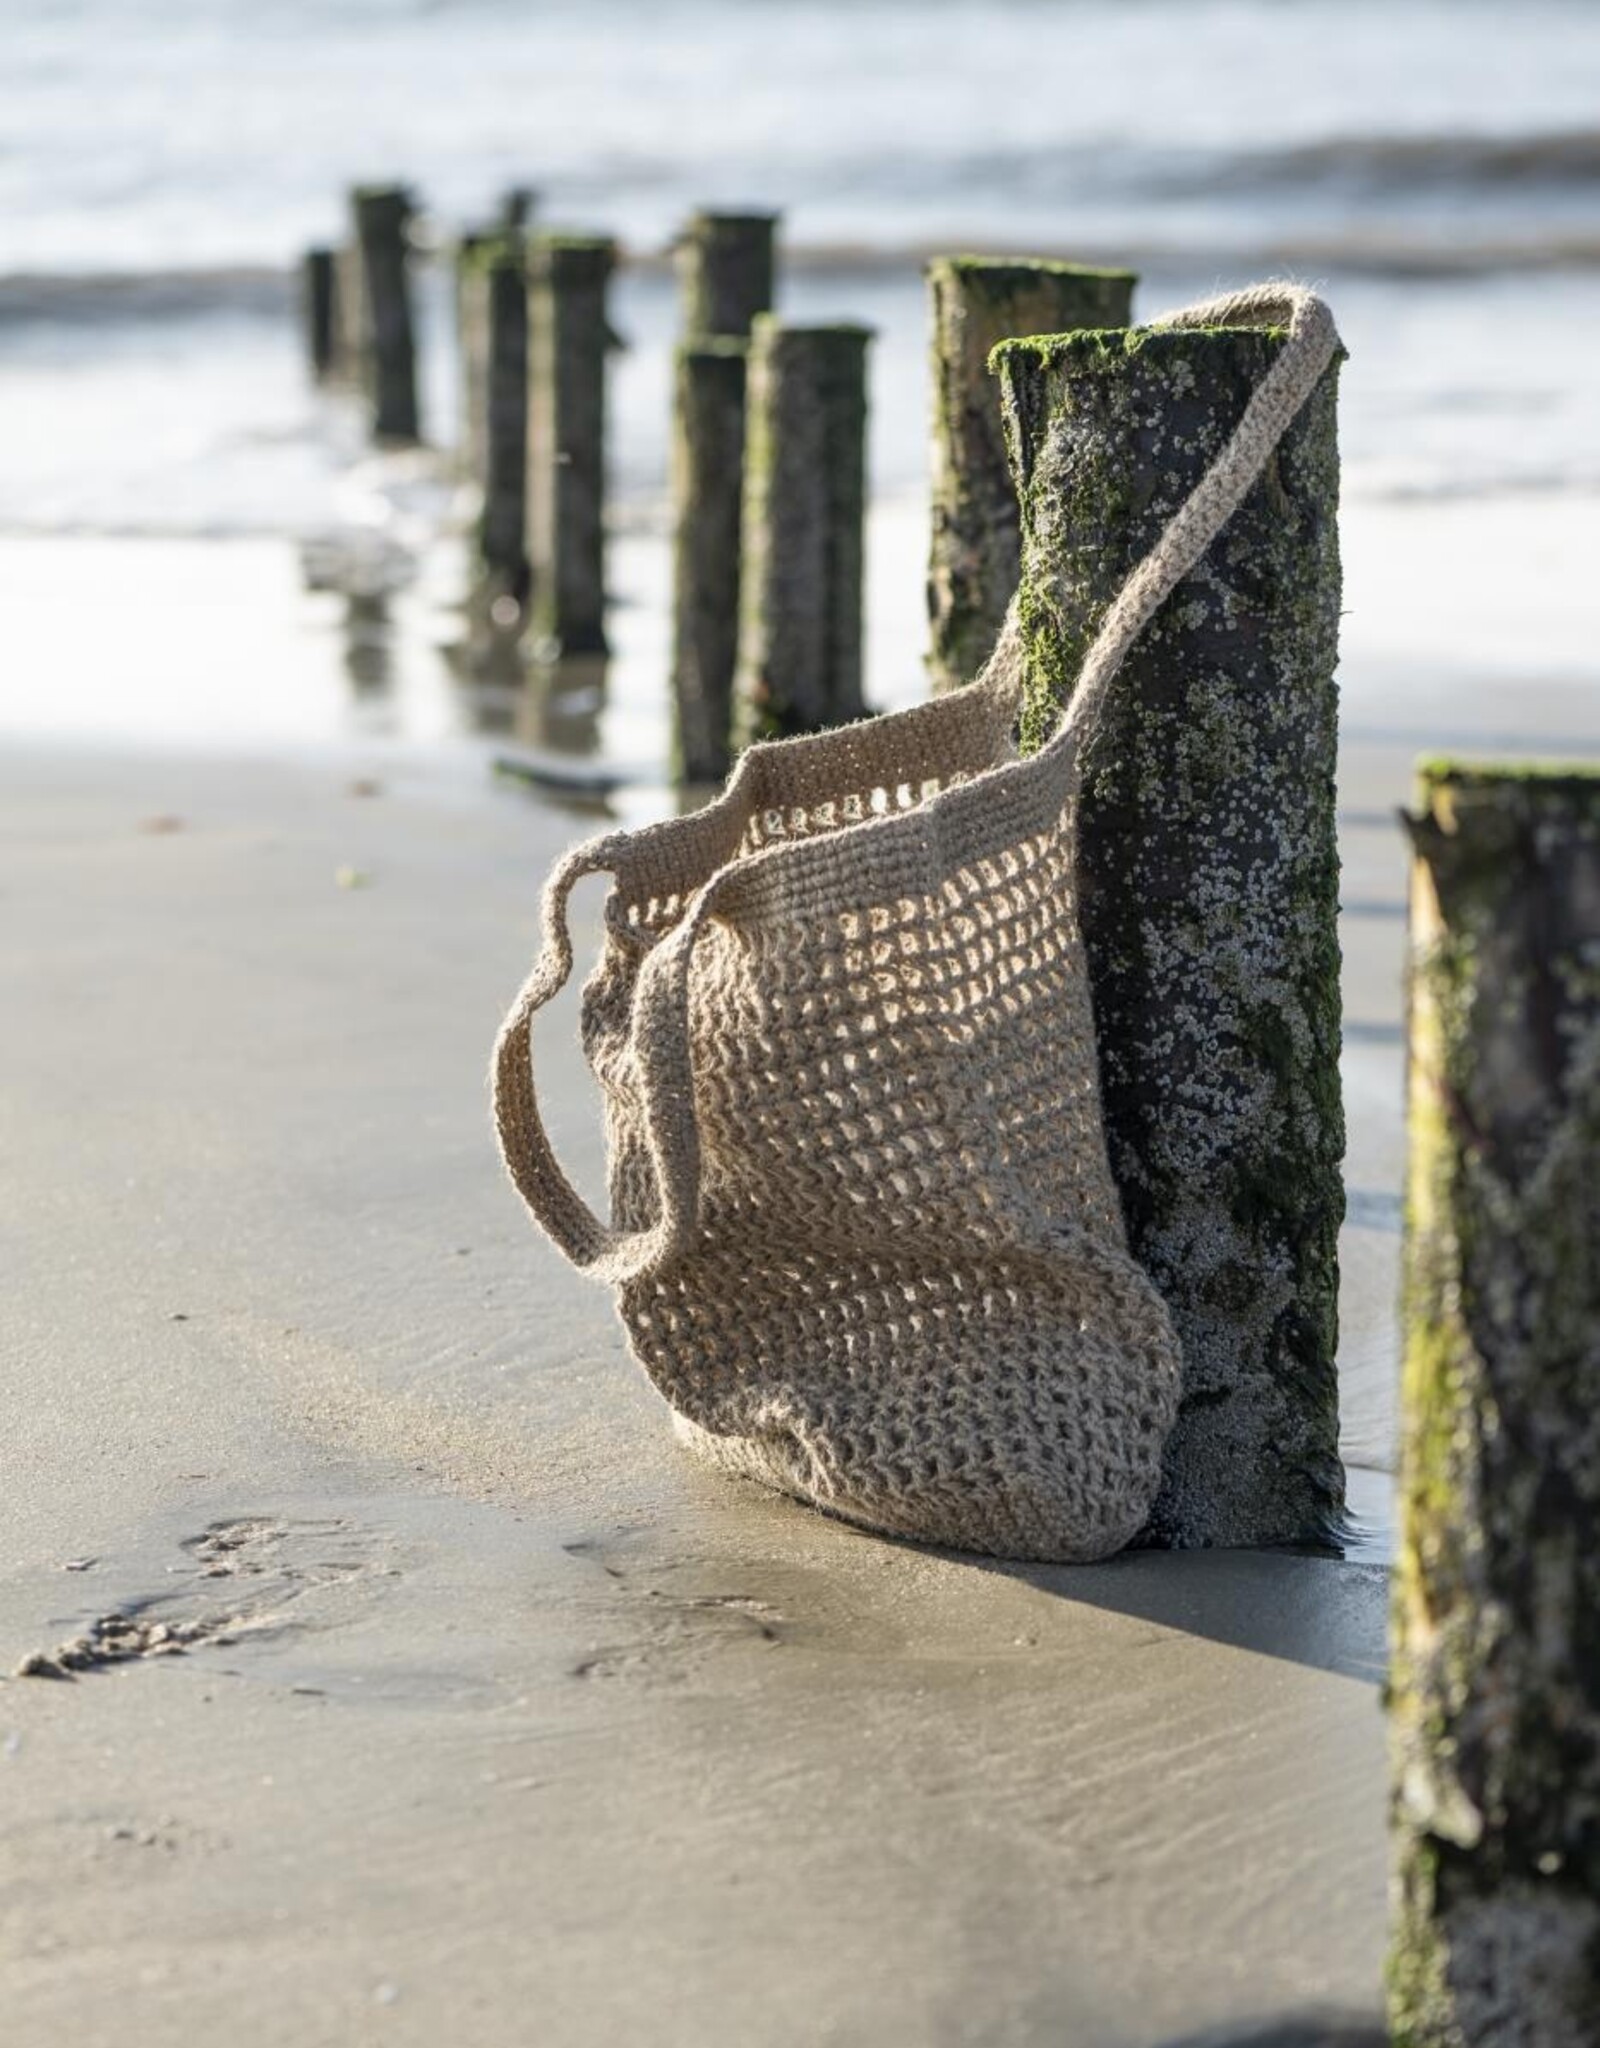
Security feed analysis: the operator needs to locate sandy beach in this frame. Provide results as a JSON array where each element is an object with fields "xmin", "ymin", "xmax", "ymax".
[{"xmin": 2, "ymin": 727, "xmax": 1398, "ymax": 2047}]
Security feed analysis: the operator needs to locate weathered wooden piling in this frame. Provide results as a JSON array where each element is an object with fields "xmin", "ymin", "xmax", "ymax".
[
  {"xmin": 1388, "ymin": 762, "xmax": 1600, "ymax": 2048},
  {"xmin": 525, "ymin": 236, "xmax": 616, "ymax": 657},
  {"xmin": 351, "ymin": 184, "xmax": 420, "ymax": 443},
  {"xmin": 670, "ymin": 341, "xmax": 747, "ymax": 782},
  {"xmin": 733, "ymin": 319, "xmax": 871, "ymax": 745},
  {"xmin": 677, "ymin": 211, "xmax": 778, "ymax": 340},
  {"xmin": 992, "ymin": 321, "xmax": 1346, "ymax": 1549},
  {"xmin": 926, "ymin": 258, "xmax": 1134, "ymax": 693},
  {"xmin": 302, "ymin": 247, "xmax": 339, "ymax": 383},
  {"xmin": 455, "ymin": 231, "xmax": 491, "ymax": 486},
  {"xmin": 334, "ymin": 237, "xmax": 366, "ymax": 387},
  {"xmin": 476, "ymin": 239, "xmax": 531, "ymax": 602}
]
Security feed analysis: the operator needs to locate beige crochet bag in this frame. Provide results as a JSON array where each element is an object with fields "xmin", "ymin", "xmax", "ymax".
[{"xmin": 494, "ymin": 285, "xmax": 1339, "ymax": 1562}]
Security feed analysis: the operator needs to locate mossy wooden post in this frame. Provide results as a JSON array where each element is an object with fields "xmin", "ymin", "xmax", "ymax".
[
  {"xmin": 733, "ymin": 320, "xmax": 871, "ymax": 745},
  {"xmin": 476, "ymin": 239, "xmax": 531, "ymax": 604},
  {"xmin": 926, "ymin": 258, "xmax": 1134, "ymax": 694},
  {"xmin": 352, "ymin": 184, "xmax": 419, "ymax": 443},
  {"xmin": 993, "ymin": 322, "xmax": 1346, "ymax": 1548},
  {"xmin": 1389, "ymin": 763, "xmax": 1600, "ymax": 2048},
  {"xmin": 302, "ymin": 247, "xmax": 338, "ymax": 382},
  {"xmin": 670, "ymin": 341, "xmax": 747, "ymax": 783},
  {"xmin": 677, "ymin": 211, "xmax": 777, "ymax": 340},
  {"xmin": 526, "ymin": 236, "xmax": 615, "ymax": 657}
]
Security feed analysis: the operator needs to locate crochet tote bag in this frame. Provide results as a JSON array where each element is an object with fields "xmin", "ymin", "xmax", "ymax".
[{"xmin": 494, "ymin": 285, "xmax": 1339, "ymax": 1563}]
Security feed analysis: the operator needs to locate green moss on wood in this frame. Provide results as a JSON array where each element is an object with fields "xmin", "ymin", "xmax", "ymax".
[
  {"xmin": 995, "ymin": 321, "xmax": 1346, "ymax": 1549},
  {"xmin": 1390, "ymin": 765, "xmax": 1600, "ymax": 2044}
]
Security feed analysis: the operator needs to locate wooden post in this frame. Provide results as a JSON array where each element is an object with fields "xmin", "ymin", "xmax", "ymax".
[
  {"xmin": 926, "ymin": 258, "xmax": 1134, "ymax": 693},
  {"xmin": 475, "ymin": 239, "xmax": 531, "ymax": 604},
  {"xmin": 351, "ymin": 184, "xmax": 420, "ymax": 443},
  {"xmin": 993, "ymin": 322, "xmax": 1346, "ymax": 1548},
  {"xmin": 500, "ymin": 186, "xmax": 536, "ymax": 231},
  {"xmin": 455, "ymin": 231, "xmax": 490, "ymax": 486},
  {"xmin": 670, "ymin": 341, "xmax": 747, "ymax": 783},
  {"xmin": 677, "ymin": 211, "xmax": 778, "ymax": 340},
  {"xmin": 334, "ymin": 237, "xmax": 366, "ymax": 388},
  {"xmin": 1389, "ymin": 763, "xmax": 1600, "ymax": 2047},
  {"xmin": 733, "ymin": 319, "xmax": 871, "ymax": 745},
  {"xmin": 301, "ymin": 248, "xmax": 338, "ymax": 383},
  {"xmin": 526, "ymin": 236, "xmax": 616, "ymax": 657}
]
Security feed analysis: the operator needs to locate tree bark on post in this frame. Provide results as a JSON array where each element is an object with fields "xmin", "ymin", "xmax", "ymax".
[
  {"xmin": 677, "ymin": 211, "xmax": 778, "ymax": 340},
  {"xmin": 526, "ymin": 236, "xmax": 616, "ymax": 658},
  {"xmin": 926, "ymin": 258, "xmax": 1134, "ymax": 694},
  {"xmin": 670, "ymin": 341, "xmax": 747, "ymax": 783},
  {"xmin": 301, "ymin": 248, "xmax": 338, "ymax": 383},
  {"xmin": 1389, "ymin": 763, "xmax": 1600, "ymax": 2048},
  {"xmin": 992, "ymin": 323, "xmax": 1346, "ymax": 1549},
  {"xmin": 733, "ymin": 319, "xmax": 871, "ymax": 746},
  {"xmin": 351, "ymin": 184, "xmax": 420, "ymax": 443}
]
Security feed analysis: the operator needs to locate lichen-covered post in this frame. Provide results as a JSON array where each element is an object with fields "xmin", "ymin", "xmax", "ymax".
[
  {"xmin": 670, "ymin": 341, "xmax": 747, "ymax": 783},
  {"xmin": 525, "ymin": 236, "xmax": 616, "ymax": 657},
  {"xmin": 926, "ymin": 258, "xmax": 1134, "ymax": 693},
  {"xmin": 992, "ymin": 322, "xmax": 1346, "ymax": 1548},
  {"xmin": 677, "ymin": 211, "xmax": 778, "ymax": 340},
  {"xmin": 473, "ymin": 238, "xmax": 531, "ymax": 605},
  {"xmin": 351, "ymin": 184, "xmax": 420, "ymax": 443},
  {"xmin": 1388, "ymin": 763, "xmax": 1600, "ymax": 2047},
  {"xmin": 733, "ymin": 319, "xmax": 871, "ymax": 745},
  {"xmin": 301, "ymin": 247, "xmax": 338, "ymax": 383}
]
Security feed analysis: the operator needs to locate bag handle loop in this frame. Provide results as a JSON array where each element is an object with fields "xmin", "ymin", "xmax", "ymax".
[
  {"xmin": 495, "ymin": 285, "xmax": 1340, "ymax": 1283},
  {"xmin": 491, "ymin": 838, "xmax": 718, "ymax": 1286}
]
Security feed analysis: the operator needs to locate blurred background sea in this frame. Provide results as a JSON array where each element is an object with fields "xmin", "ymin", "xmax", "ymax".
[{"xmin": 2, "ymin": 0, "xmax": 1598, "ymax": 730}]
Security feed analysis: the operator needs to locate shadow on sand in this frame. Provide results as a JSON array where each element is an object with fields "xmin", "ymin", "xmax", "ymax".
[
  {"xmin": 1156, "ymin": 2014, "xmax": 1385, "ymax": 2047},
  {"xmin": 962, "ymin": 1545, "xmax": 1388, "ymax": 1687}
]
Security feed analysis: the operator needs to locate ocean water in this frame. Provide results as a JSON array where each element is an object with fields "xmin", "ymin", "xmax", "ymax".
[{"xmin": 2, "ymin": 0, "xmax": 1599, "ymax": 541}]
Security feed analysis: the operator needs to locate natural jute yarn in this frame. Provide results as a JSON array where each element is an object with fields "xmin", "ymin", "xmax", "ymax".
[{"xmin": 494, "ymin": 285, "xmax": 1342, "ymax": 1562}]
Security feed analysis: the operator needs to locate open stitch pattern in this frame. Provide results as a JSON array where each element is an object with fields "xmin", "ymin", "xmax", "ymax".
[{"xmin": 583, "ymin": 775, "xmax": 1180, "ymax": 1561}]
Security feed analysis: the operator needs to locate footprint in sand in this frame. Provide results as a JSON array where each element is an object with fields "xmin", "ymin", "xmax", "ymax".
[{"xmin": 11, "ymin": 1515, "xmax": 393, "ymax": 1681}]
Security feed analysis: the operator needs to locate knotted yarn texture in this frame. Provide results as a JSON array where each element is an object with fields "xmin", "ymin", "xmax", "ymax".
[{"xmin": 494, "ymin": 284, "xmax": 1341, "ymax": 1563}]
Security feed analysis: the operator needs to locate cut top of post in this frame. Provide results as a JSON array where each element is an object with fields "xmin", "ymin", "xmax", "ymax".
[
  {"xmin": 749, "ymin": 316, "xmax": 873, "ymax": 352},
  {"xmin": 678, "ymin": 211, "xmax": 779, "ymax": 340},
  {"xmin": 933, "ymin": 253, "xmax": 1138, "ymax": 287},
  {"xmin": 532, "ymin": 234, "xmax": 618, "ymax": 283},
  {"xmin": 460, "ymin": 229, "xmax": 527, "ymax": 276}
]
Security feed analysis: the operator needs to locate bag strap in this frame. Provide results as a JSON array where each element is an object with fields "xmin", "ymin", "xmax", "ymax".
[
  {"xmin": 495, "ymin": 284, "xmax": 1340, "ymax": 1284},
  {"xmin": 491, "ymin": 837, "xmax": 717, "ymax": 1286},
  {"xmin": 979, "ymin": 282, "xmax": 1341, "ymax": 763}
]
